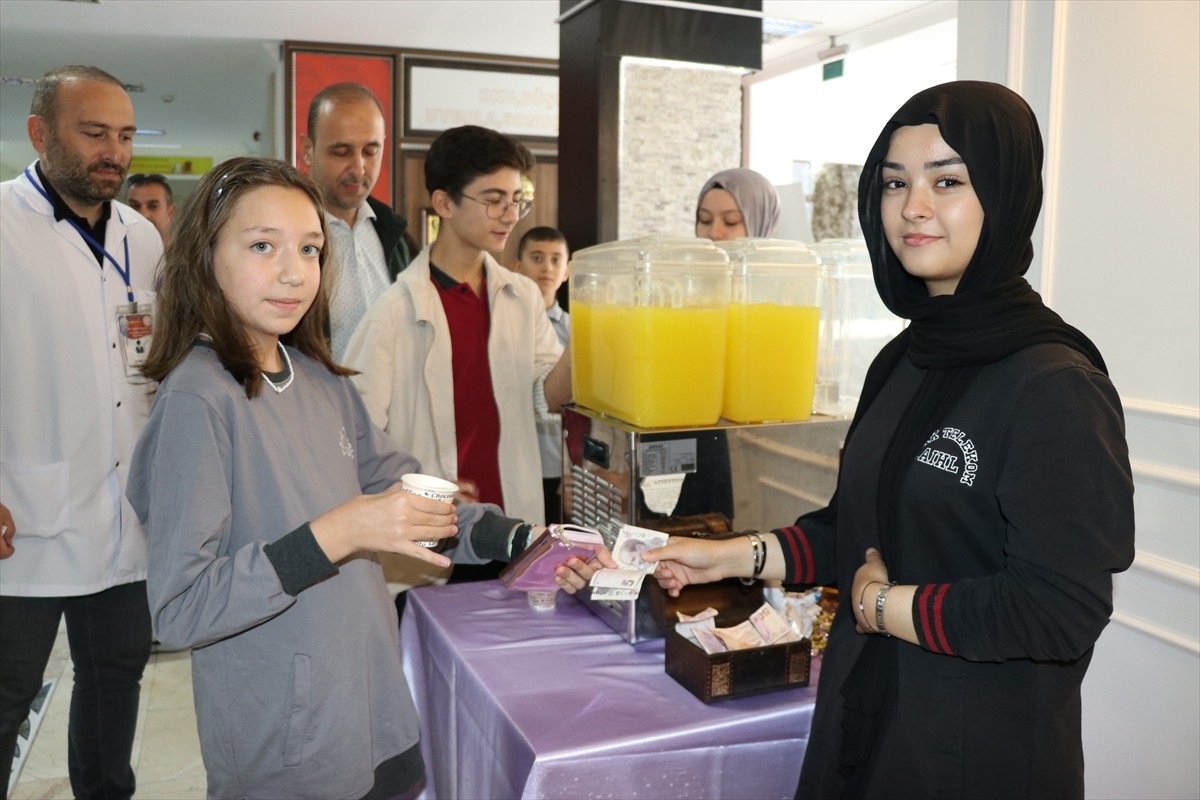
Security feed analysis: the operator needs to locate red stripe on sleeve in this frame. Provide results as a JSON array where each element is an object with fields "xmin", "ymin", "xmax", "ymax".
[
  {"xmin": 796, "ymin": 527, "xmax": 814, "ymax": 584},
  {"xmin": 917, "ymin": 584, "xmax": 939, "ymax": 652},
  {"xmin": 775, "ymin": 526, "xmax": 804, "ymax": 583},
  {"xmin": 932, "ymin": 583, "xmax": 954, "ymax": 656}
]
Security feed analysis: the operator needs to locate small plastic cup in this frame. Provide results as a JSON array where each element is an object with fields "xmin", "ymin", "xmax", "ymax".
[
  {"xmin": 527, "ymin": 590, "xmax": 558, "ymax": 611},
  {"xmin": 400, "ymin": 473, "xmax": 458, "ymax": 547}
]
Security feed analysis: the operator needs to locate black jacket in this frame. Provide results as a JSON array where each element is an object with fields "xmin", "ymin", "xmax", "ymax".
[
  {"xmin": 366, "ymin": 195, "xmax": 412, "ymax": 280},
  {"xmin": 777, "ymin": 343, "xmax": 1134, "ymax": 799}
]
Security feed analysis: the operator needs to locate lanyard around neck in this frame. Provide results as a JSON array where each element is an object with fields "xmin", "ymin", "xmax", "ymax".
[{"xmin": 24, "ymin": 166, "xmax": 135, "ymax": 303}]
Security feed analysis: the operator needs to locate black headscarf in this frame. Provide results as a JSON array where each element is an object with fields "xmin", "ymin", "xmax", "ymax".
[{"xmin": 834, "ymin": 80, "xmax": 1108, "ymax": 797}]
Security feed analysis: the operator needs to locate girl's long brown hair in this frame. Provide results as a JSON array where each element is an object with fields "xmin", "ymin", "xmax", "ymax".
[{"xmin": 140, "ymin": 157, "xmax": 352, "ymax": 398}]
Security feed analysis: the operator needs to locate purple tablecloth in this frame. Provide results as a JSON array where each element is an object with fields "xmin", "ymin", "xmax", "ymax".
[{"xmin": 400, "ymin": 581, "xmax": 819, "ymax": 799}]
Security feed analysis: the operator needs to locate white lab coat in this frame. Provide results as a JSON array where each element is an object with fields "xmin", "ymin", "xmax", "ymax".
[{"xmin": 0, "ymin": 164, "xmax": 162, "ymax": 596}]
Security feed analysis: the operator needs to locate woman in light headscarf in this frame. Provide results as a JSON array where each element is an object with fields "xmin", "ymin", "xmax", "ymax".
[
  {"xmin": 687, "ymin": 169, "xmax": 781, "ymax": 518},
  {"xmin": 695, "ymin": 168, "xmax": 781, "ymax": 240},
  {"xmin": 644, "ymin": 81, "xmax": 1135, "ymax": 798}
]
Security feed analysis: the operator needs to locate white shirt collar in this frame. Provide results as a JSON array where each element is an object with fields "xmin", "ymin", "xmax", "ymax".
[{"xmin": 323, "ymin": 199, "xmax": 376, "ymax": 229}]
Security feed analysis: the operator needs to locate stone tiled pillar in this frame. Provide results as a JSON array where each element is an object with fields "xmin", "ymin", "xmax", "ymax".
[{"xmin": 557, "ymin": 0, "xmax": 762, "ymax": 252}]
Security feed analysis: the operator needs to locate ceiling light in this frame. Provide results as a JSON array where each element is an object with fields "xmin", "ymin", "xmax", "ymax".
[
  {"xmin": 135, "ymin": 129, "xmax": 166, "ymax": 136},
  {"xmin": 818, "ymin": 37, "xmax": 848, "ymax": 61},
  {"xmin": 762, "ymin": 16, "xmax": 815, "ymax": 45}
]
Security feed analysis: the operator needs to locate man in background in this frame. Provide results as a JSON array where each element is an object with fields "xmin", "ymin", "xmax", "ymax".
[
  {"xmin": 0, "ymin": 64, "xmax": 160, "ymax": 799},
  {"xmin": 302, "ymin": 82, "xmax": 412, "ymax": 360},
  {"xmin": 125, "ymin": 172, "xmax": 175, "ymax": 247}
]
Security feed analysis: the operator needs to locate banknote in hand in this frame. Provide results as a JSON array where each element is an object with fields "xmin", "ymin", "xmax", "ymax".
[
  {"xmin": 588, "ymin": 570, "xmax": 647, "ymax": 600},
  {"xmin": 588, "ymin": 524, "xmax": 668, "ymax": 601}
]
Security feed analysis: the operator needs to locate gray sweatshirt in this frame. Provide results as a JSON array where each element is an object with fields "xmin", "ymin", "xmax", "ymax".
[{"xmin": 127, "ymin": 346, "xmax": 509, "ymax": 799}]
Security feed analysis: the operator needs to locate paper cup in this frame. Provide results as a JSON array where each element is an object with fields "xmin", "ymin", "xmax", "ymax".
[{"xmin": 400, "ymin": 473, "xmax": 458, "ymax": 547}]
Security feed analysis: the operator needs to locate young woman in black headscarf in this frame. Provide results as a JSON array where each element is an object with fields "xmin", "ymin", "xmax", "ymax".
[{"xmin": 640, "ymin": 81, "xmax": 1135, "ymax": 798}]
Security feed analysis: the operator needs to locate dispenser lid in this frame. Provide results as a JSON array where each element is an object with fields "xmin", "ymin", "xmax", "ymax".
[
  {"xmin": 571, "ymin": 235, "xmax": 729, "ymax": 272},
  {"xmin": 808, "ymin": 238, "xmax": 870, "ymax": 266},
  {"xmin": 716, "ymin": 238, "xmax": 821, "ymax": 272}
]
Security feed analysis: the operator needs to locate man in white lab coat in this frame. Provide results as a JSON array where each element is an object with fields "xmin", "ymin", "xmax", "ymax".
[{"xmin": 0, "ymin": 65, "xmax": 161, "ymax": 798}]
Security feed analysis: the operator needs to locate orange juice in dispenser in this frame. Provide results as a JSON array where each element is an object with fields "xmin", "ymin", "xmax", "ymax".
[
  {"xmin": 569, "ymin": 237, "xmax": 730, "ymax": 428},
  {"xmin": 717, "ymin": 239, "xmax": 822, "ymax": 423}
]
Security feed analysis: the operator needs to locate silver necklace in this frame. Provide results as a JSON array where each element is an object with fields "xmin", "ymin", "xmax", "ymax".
[{"xmin": 262, "ymin": 342, "xmax": 295, "ymax": 394}]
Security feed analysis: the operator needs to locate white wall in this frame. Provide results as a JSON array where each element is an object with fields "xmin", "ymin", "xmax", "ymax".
[
  {"xmin": 743, "ymin": 2, "xmax": 957, "ymax": 243},
  {"xmin": 970, "ymin": 1, "xmax": 1200, "ymax": 797},
  {"xmin": 745, "ymin": 18, "xmax": 958, "ymax": 186}
]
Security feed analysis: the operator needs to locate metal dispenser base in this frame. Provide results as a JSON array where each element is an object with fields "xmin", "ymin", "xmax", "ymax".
[{"xmin": 562, "ymin": 405, "xmax": 849, "ymax": 642}]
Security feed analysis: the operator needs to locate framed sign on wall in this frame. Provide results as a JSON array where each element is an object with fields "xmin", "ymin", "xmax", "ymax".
[{"xmin": 401, "ymin": 53, "xmax": 558, "ymax": 144}]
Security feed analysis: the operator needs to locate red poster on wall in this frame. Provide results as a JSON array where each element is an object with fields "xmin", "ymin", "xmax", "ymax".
[{"xmin": 291, "ymin": 50, "xmax": 394, "ymax": 206}]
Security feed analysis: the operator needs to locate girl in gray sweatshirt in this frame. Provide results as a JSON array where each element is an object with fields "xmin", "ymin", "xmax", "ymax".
[{"xmin": 127, "ymin": 157, "xmax": 584, "ymax": 799}]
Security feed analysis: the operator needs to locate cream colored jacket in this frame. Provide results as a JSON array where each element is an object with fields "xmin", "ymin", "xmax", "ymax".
[{"xmin": 344, "ymin": 247, "xmax": 562, "ymax": 537}]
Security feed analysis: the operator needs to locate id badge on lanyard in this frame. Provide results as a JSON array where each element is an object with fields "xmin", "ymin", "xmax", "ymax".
[
  {"xmin": 23, "ymin": 167, "xmax": 153, "ymax": 377},
  {"xmin": 116, "ymin": 301, "xmax": 154, "ymax": 377}
]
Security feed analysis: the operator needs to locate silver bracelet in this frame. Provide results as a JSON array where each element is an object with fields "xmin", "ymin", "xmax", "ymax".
[
  {"xmin": 739, "ymin": 532, "xmax": 764, "ymax": 586},
  {"xmin": 858, "ymin": 580, "xmax": 881, "ymax": 618},
  {"xmin": 875, "ymin": 581, "xmax": 898, "ymax": 637},
  {"xmin": 750, "ymin": 532, "xmax": 765, "ymax": 576}
]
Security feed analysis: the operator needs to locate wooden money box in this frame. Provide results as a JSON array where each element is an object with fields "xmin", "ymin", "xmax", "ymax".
[{"xmin": 664, "ymin": 622, "xmax": 811, "ymax": 703}]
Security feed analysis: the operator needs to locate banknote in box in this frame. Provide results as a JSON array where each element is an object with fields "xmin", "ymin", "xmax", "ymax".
[{"xmin": 664, "ymin": 623, "xmax": 811, "ymax": 703}]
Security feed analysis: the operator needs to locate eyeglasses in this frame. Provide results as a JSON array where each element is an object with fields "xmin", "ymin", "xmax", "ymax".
[
  {"xmin": 128, "ymin": 173, "xmax": 169, "ymax": 186},
  {"xmin": 459, "ymin": 192, "xmax": 533, "ymax": 220}
]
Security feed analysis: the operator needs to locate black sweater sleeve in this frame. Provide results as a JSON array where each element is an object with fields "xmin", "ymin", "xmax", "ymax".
[{"xmin": 774, "ymin": 502, "xmax": 839, "ymax": 587}]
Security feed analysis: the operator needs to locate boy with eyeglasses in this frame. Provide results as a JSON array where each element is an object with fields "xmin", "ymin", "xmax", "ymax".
[{"xmin": 344, "ymin": 125, "xmax": 571, "ymax": 608}]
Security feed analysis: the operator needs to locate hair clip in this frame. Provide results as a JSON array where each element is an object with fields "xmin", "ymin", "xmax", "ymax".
[{"xmin": 212, "ymin": 173, "xmax": 231, "ymax": 201}]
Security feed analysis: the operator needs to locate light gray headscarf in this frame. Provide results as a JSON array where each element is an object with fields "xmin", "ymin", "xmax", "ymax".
[{"xmin": 695, "ymin": 168, "xmax": 781, "ymax": 238}]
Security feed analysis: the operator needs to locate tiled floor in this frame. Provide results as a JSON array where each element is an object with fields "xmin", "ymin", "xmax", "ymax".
[{"xmin": 11, "ymin": 622, "xmax": 206, "ymax": 800}]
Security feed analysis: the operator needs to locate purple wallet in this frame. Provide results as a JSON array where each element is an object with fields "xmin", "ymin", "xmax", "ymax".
[{"xmin": 499, "ymin": 524, "xmax": 605, "ymax": 592}]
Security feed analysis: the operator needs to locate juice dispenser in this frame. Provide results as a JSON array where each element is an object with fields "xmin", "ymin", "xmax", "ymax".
[
  {"xmin": 570, "ymin": 237, "xmax": 731, "ymax": 428},
  {"xmin": 808, "ymin": 240, "xmax": 906, "ymax": 415},
  {"xmin": 718, "ymin": 239, "xmax": 822, "ymax": 423}
]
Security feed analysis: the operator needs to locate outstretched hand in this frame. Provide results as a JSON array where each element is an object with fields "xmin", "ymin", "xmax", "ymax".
[
  {"xmin": 641, "ymin": 536, "xmax": 740, "ymax": 597},
  {"xmin": 554, "ymin": 546, "xmax": 618, "ymax": 594}
]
